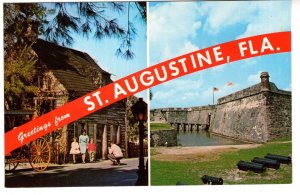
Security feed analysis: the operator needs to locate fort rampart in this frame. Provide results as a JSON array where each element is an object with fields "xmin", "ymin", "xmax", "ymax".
[{"xmin": 150, "ymin": 72, "xmax": 291, "ymax": 143}]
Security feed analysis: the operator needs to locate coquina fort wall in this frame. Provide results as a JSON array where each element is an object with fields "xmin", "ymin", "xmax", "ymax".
[{"xmin": 150, "ymin": 72, "xmax": 291, "ymax": 143}]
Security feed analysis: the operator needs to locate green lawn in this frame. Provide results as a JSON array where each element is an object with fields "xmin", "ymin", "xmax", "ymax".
[
  {"xmin": 269, "ymin": 136, "xmax": 292, "ymax": 142},
  {"xmin": 151, "ymin": 142, "xmax": 292, "ymax": 185},
  {"xmin": 150, "ymin": 122, "xmax": 173, "ymax": 131}
]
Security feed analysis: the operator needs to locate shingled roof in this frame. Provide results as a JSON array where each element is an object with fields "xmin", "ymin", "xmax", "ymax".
[{"xmin": 33, "ymin": 39, "xmax": 111, "ymax": 97}]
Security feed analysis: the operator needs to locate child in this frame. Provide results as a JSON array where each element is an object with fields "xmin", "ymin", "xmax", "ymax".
[
  {"xmin": 88, "ymin": 138, "xmax": 96, "ymax": 162},
  {"xmin": 69, "ymin": 137, "xmax": 80, "ymax": 164}
]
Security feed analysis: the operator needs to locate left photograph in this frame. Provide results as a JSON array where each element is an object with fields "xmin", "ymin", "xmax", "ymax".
[{"xmin": 4, "ymin": 2, "xmax": 148, "ymax": 187}]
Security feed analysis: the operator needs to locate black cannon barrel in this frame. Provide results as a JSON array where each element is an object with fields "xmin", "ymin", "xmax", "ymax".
[
  {"xmin": 237, "ymin": 161, "xmax": 266, "ymax": 173},
  {"xmin": 251, "ymin": 157, "xmax": 280, "ymax": 169},
  {"xmin": 201, "ymin": 175, "xmax": 223, "ymax": 185},
  {"xmin": 265, "ymin": 154, "xmax": 291, "ymax": 164}
]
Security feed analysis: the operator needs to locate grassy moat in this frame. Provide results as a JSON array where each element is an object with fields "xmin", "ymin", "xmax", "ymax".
[
  {"xmin": 150, "ymin": 140, "xmax": 292, "ymax": 185},
  {"xmin": 150, "ymin": 122, "xmax": 173, "ymax": 131}
]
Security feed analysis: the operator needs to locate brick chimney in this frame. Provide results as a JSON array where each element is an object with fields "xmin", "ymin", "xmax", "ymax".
[{"xmin": 260, "ymin": 72, "xmax": 271, "ymax": 91}]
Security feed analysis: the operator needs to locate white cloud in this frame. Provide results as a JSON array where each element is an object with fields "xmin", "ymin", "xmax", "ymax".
[
  {"xmin": 241, "ymin": 58, "xmax": 258, "ymax": 68},
  {"xmin": 149, "ymin": 1, "xmax": 290, "ymax": 64},
  {"xmin": 152, "ymin": 77, "xmax": 205, "ymax": 107},
  {"xmin": 209, "ymin": 65, "xmax": 226, "ymax": 73},
  {"xmin": 162, "ymin": 77, "xmax": 204, "ymax": 90},
  {"xmin": 149, "ymin": 2, "xmax": 201, "ymax": 64},
  {"xmin": 237, "ymin": 1, "xmax": 291, "ymax": 38},
  {"xmin": 284, "ymin": 83, "xmax": 291, "ymax": 91},
  {"xmin": 151, "ymin": 75, "xmax": 243, "ymax": 107},
  {"xmin": 202, "ymin": 1, "xmax": 290, "ymax": 38},
  {"xmin": 153, "ymin": 89, "xmax": 202, "ymax": 106},
  {"xmin": 202, "ymin": 2, "xmax": 254, "ymax": 34},
  {"xmin": 247, "ymin": 71, "xmax": 262, "ymax": 84},
  {"xmin": 149, "ymin": 1, "xmax": 290, "ymax": 108},
  {"xmin": 179, "ymin": 41, "xmax": 199, "ymax": 56}
]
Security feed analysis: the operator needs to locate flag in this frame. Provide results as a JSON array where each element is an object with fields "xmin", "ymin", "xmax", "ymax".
[
  {"xmin": 213, "ymin": 87, "xmax": 219, "ymax": 92},
  {"xmin": 227, "ymin": 82, "xmax": 233, "ymax": 86}
]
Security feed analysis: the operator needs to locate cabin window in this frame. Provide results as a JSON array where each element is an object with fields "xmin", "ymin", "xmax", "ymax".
[
  {"xmin": 110, "ymin": 125, "xmax": 121, "ymax": 144},
  {"xmin": 88, "ymin": 123, "xmax": 95, "ymax": 139},
  {"xmin": 77, "ymin": 123, "xmax": 84, "ymax": 137}
]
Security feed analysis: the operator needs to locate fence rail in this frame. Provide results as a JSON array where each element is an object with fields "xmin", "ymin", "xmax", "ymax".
[{"xmin": 128, "ymin": 142, "xmax": 148, "ymax": 158}]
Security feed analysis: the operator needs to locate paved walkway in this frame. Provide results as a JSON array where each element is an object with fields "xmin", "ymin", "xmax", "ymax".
[{"xmin": 5, "ymin": 158, "xmax": 144, "ymax": 187}]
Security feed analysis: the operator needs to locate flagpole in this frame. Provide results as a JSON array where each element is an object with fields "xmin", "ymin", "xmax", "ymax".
[{"xmin": 213, "ymin": 88, "xmax": 214, "ymax": 105}]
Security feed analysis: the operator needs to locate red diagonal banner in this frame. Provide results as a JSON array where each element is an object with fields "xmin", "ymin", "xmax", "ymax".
[{"xmin": 5, "ymin": 31, "xmax": 291, "ymax": 155}]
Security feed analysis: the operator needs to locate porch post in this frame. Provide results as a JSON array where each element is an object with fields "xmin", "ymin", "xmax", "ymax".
[
  {"xmin": 116, "ymin": 125, "xmax": 121, "ymax": 145},
  {"xmin": 102, "ymin": 125, "xmax": 107, "ymax": 159}
]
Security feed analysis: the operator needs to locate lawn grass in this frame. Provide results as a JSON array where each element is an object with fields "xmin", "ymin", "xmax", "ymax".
[
  {"xmin": 150, "ymin": 142, "xmax": 292, "ymax": 185},
  {"xmin": 150, "ymin": 122, "xmax": 173, "ymax": 131},
  {"xmin": 269, "ymin": 136, "xmax": 292, "ymax": 142}
]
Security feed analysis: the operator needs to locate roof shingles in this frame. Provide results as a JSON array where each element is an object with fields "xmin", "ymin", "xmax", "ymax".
[{"xmin": 33, "ymin": 39, "xmax": 111, "ymax": 97}]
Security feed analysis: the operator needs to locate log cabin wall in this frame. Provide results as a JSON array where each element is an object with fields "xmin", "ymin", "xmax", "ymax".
[
  {"xmin": 67, "ymin": 100, "xmax": 127, "ymax": 161},
  {"xmin": 32, "ymin": 39, "xmax": 127, "ymax": 163}
]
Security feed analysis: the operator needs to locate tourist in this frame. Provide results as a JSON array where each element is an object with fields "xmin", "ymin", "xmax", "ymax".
[
  {"xmin": 79, "ymin": 129, "xmax": 89, "ymax": 163},
  {"xmin": 108, "ymin": 142, "xmax": 123, "ymax": 165},
  {"xmin": 88, "ymin": 138, "xmax": 96, "ymax": 162},
  {"xmin": 69, "ymin": 137, "xmax": 80, "ymax": 164}
]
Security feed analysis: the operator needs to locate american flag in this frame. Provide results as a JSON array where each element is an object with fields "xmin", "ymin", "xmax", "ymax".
[{"xmin": 213, "ymin": 87, "xmax": 219, "ymax": 92}]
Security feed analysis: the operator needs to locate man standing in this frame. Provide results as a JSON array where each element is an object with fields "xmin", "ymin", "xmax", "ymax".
[{"xmin": 108, "ymin": 142, "xmax": 123, "ymax": 165}]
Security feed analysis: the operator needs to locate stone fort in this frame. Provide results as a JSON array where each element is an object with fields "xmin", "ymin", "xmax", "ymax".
[{"xmin": 150, "ymin": 72, "xmax": 291, "ymax": 143}]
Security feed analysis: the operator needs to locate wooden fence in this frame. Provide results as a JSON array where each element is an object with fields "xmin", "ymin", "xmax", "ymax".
[{"xmin": 128, "ymin": 142, "xmax": 148, "ymax": 158}]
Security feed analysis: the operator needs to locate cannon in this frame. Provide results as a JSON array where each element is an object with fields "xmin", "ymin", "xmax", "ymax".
[
  {"xmin": 265, "ymin": 154, "xmax": 291, "ymax": 164},
  {"xmin": 201, "ymin": 175, "xmax": 223, "ymax": 185},
  {"xmin": 251, "ymin": 157, "xmax": 280, "ymax": 169},
  {"xmin": 237, "ymin": 161, "xmax": 266, "ymax": 173}
]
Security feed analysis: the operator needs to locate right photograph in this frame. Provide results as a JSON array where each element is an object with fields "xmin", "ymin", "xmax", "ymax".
[{"xmin": 149, "ymin": 1, "xmax": 291, "ymax": 185}]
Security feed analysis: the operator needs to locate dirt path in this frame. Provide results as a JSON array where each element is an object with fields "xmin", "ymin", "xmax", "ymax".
[{"xmin": 152, "ymin": 144, "xmax": 262, "ymax": 162}]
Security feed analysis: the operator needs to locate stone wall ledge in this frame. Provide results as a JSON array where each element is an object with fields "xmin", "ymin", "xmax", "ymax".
[
  {"xmin": 210, "ymin": 132, "xmax": 264, "ymax": 144},
  {"xmin": 150, "ymin": 129, "xmax": 177, "ymax": 147}
]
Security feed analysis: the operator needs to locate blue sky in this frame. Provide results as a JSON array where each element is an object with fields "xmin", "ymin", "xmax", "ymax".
[
  {"xmin": 149, "ymin": 1, "xmax": 291, "ymax": 108},
  {"xmin": 42, "ymin": 3, "xmax": 147, "ymax": 100}
]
